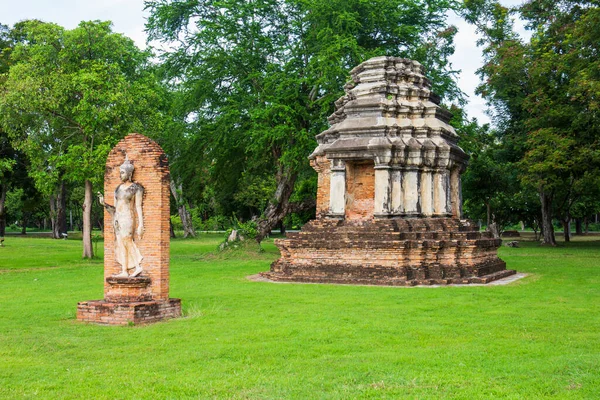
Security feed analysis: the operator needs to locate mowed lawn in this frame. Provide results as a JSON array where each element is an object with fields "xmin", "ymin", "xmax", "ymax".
[{"xmin": 0, "ymin": 233, "xmax": 599, "ymax": 399}]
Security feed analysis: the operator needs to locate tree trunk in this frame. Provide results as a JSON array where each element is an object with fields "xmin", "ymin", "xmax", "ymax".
[
  {"xmin": 180, "ymin": 201, "xmax": 195, "ymax": 238},
  {"xmin": 50, "ymin": 181, "xmax": 68, "ymax": 239},
  {"xmin": 539, "ymin": 190, "xmax": 556, "ymax": 246},
  {"xmin": 0, "ymin": 184, "xmax": 7, "ymax": 237},
  {"xmin": 170, "ymin": 220, "xmax": 176, "ymax": 238},
  {"xmin": 256, "ymin": 170, "xmax": 298, "ymax": 243},
  {"xmin": 486, "ymin": 202, "xmax": 491, "ymax": 228},
  {"xmin": 82, "ymin": 180, "xmax": 93, "ymax": 258},
  {"xmin": 488, "ymin": 219, "xmax": 500, "ymax": 239},
  {"xmin": 50, "ymin": 193, "xmax": 57, "ymax": 237},
  {"xmin": 20, "ymin": 216, "xmax": 27, "ymax": 235},
  {"xmin": 279, "ymin": 220, "xmax": 286, "ymax": 235},
  {"xmin": 57, "ymin": 181, "xmax": 67, "ymax": 236},
  {"xmin": 562, "ymin": 217, "xmax": 570, "ymax": 242},
  {"xmin": 575, "ymin": 218, "xmax": 583, "ymax": 235},
  {"xmin": 170, "ymin": 180, "xmax": 196, "ymax": 238}
]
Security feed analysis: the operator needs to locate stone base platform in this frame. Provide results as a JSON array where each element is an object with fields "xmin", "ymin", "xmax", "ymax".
[
  {"xmin": 77, "ymin": 298, "xmax": 181, "ymax": 326},
  {"xmin": 263, "ymin": 218, "xmax": 515, "ymax": 286}
]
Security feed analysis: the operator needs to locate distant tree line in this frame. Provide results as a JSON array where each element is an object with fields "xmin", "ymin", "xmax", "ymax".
[{"xmin": 1, "ymin": 0, "xmax": 600, "ymax": 258}]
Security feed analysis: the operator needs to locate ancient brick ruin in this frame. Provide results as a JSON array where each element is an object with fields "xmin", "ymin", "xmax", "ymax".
[
  {"xmin": 263, "ymin": 56, "xmax": 515, "ymax": 286},
  {"xmin": 77, "ymin": 134, "xmax": 181, "ymax": 324}
]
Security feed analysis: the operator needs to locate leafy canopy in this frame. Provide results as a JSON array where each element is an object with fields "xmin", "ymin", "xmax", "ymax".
[
  {"xmin": 0, "ymin": 20, "xmax": 164, "ymax": 192},
  {"xmin": 145, "ymin": 0, "xmax": 464, "ymax": 219}
]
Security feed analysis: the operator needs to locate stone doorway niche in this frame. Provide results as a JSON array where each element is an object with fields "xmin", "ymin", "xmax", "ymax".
[{"xmin": 345, "ymin": 160, "xmax": 374, "ymax": 220}]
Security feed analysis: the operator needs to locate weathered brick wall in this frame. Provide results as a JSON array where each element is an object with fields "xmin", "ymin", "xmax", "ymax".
[
  {"xmin": 77, "ymin": 299, "xmax": 181, "ymax": 326},
  {"xmin": 345, "ymin": 161, "xmax": 375, "ymax": 220},
  {"xmin": 103, "ymin": 133, "xmax": 170, "ymax": 301},
  {"xmin": 311, "ymin": 156, "xmax": 331, "ymax": 217},
  {"xmin": 266, "ymin": 218, "xmax": 514, "ymax": 286}
]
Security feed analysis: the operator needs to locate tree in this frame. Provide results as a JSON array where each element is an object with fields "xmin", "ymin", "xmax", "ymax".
[
  {"xmin": 149, "ymin": 87, "xmax": 201, "ymax": 238},
  {"xmin": 0, "ymin": 20, "xmax": 164, "ymax": 257},
  {"xmin": 463, "ymin": 0, "xmax": 600, "ymax": 245},
  {"xmin": 146, "ymin": 0, "xmax": 464, "ymax": 242},
  {"xmin": 0, "ymin": 23, "xmax": 16, "ymax": 237},
  {"xmin": 453, "ymin": 107, "xmax": 525, "ymax": 237}
]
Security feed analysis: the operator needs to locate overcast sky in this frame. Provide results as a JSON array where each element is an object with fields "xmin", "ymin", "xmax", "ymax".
[{"xmin": 1, "ymin": 0, "xmax": 529, "ymax": 125}]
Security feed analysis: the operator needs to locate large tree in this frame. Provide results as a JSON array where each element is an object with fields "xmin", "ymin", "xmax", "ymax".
[
  {"xmin": 0, "ymin": 20, "xmax": 164, "ymax": 256},
  {"xmin": 146, "ymin": 0, "xmax": 464, "ymax": 242},
  {"xmin": 0, "ymin": 23, "xmax": 16, "ymax": 237},
  {"xmin": 148, "ymin": 87, "xmax": 203, "ymax": 238},
  {"xmin": 463, "ymin": 0, "xmax": 600, "ymax": 245}
]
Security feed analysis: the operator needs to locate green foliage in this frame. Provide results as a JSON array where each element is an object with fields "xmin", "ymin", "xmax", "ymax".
[
  {"xmin": 233, "ymin": 172, "xmax": 277, "ymax": 216},
  {"xmin": 0, "ymin": 156, "xmax": 15, "ymax": 180},
  {"xmin": 4, "ymin": 188, "xmax": 24, "ymax": 224},
  {"xmin": 146, "ymin": 0, "xmax": 464, "ymax": 226},
  {"xmin": 193, "ymin": 214, "xmax": 231, "ymax": 231},
  {"xmin": 0, "ymin": 24, "xmax": 19, "ymax": 205},
  {"xmin": 4, "ymin": 185, "xmax": 45, "ymax": 228},
  {"xmin": 228, "ymin": 216, "xmax": 259, "ymax": 241},
  {"xmin": 462, "ymin": 0, "xmax": 600, "ymax": 241},
  {"xmin": 172, "ymin": 212, "xmax": 233, "ymax": 232},
  {"xmin": 0, "ymin": 20, "xmax": 164, "ymax": 193},
  {"xmin": 170, "ymin": 214, "xmax": 183, "ymax": 231}
]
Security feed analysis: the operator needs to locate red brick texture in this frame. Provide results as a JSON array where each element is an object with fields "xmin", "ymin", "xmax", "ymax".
[
  {"xmin": 102, "ymin": 133, "xmax": 170, "ymax": 300},
  {"xmin": 311, "ymin": 156, "xmax": 330, "ymax": 216},
  {"xmin": 77, "ymin": 133, "xmax": 181, "ymax": 325},
  {"xmin": 345, "ymin": 161, "xmax": 375, "ymax": 220},
  {"xmin": 77, "ymin": 299, "xmax": 181, "ymax": 326},
  {"xmin": 267, "ymin": 152, "xmax": 513, "ymax": 286},
  {"xmin": 265, "ymin": 218, "xmax": 515, "ymax": 286}
]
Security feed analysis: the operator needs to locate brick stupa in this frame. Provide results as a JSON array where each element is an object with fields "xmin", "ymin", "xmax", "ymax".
[
  {"xmin": 77, "ymin": 134, "xmax": 181, "ymax": 324},
  {"xmin": 263, "ymin": 57, "xmax": 515, "ymax": 286}
]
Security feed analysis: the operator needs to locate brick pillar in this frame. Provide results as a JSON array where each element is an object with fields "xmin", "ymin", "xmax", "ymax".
[
  {"xmin": 328, "ymin": 159, "xmax": 346, "ymax": 218},
  {"xmin": 311, "ymin": 156, "xmax": 331, "ymax": 217},
  {"xmin": 103, "ymin": 134, "xmax": 170, "ymax": 301},
  {"xmin": 450, "ymin": 166, "xmax": 461, "ymax": 218},
  {"xmin": 77, "ymin": 133, "xmax": 181, "ymax": 325}
]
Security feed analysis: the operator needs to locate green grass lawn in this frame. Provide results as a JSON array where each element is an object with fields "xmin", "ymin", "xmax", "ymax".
[{"xmin": 0, "ymin": 233, "xmax": 599, "ymax": 399}]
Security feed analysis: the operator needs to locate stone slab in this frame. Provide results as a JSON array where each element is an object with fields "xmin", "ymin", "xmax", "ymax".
[{"xmin": 249, "ymin": 272, "xmax": 527, "ymax": 288}]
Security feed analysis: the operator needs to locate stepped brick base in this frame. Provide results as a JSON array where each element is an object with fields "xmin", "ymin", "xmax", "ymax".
[
  {"xmin": 77, "ymin": 275, "xmax": 181, "ymax": 325},
  {"xmin": 263, "ymin": 218, "xmax": 515, "ymax": 286},
  {"xmin": 77, "ymin": 298, "xmax": 181, "ymax": 326}
]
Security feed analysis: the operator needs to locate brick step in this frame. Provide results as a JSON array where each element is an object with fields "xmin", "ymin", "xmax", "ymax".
[
  {"xmin": 278, "ymin": 238, "xmax": 502, "ymax": 250},
  {"xmin": 262, "ymin": 267, "xmax": 516, "ymax": 287},
  {"xmin": 301, "ymin": 218, "xmax": 481, "ymax": 233},
  {"xmin": 269, "ymin": 217, "xmax": 512, "ymax": 287},
  {"xmin": 285, "ymin": 231, "xmax": 495, "ymax": 241},
  {"xmin": 470, "ymin": 269, "xmax": 517, "ymax": 284}
]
